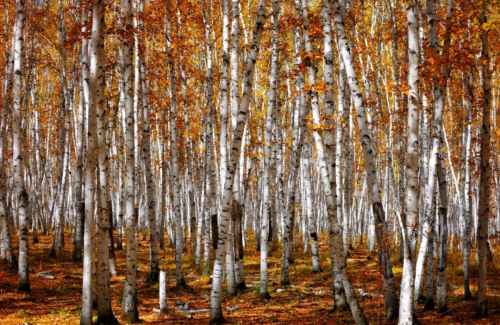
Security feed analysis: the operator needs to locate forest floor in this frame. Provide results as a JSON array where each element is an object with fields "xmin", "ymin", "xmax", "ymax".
[{"xmin": 1, "ymin": 230, "xmax": 500, "ymax": 324}]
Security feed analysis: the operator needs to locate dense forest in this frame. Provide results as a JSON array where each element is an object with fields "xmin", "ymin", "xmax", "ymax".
[{"xmin": 1, "ymin": 0, "xmax": 500, "ymax": 324}]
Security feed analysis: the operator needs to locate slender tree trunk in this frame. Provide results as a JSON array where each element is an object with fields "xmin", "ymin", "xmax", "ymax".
[
  {"xmin": 323, "ymin": 0, "xmax": 346, "ymax": 309},
  {"xmin": 414, "ymin": 0, "xmax": 453, "ymax": 303},
  {"xmin": 87, "ymin": 0, "xmax": 118, "ymax": 322},
  {"xmin": 80, "ymin": 3, "xmax": 94, "ymax": 323},
  {"xmin": 135, "ymin": 0, "xmax": 159, "ymax": 284},
  {"xmin": 230, "ymin": 0, "xmax": 246, "ymax": 290},
  {"xmin": 49, "ymin": 0, "xmax": 68, "ymax": 258},
  {"xmin": 184, "ymin": 111, "xmax": 197, "ymax": 257},
  {"xmin": 476, "ymin": 7, "xmax": 491, "ymax": 318},
  {"xmin": 281, "ymin": 22, "xmax": 307, "ymax": 286},
  {"xmin": 13, "ymin": 0, "xmax": 29, "ymax": 294},
  {"xmin": 298, "ymin": 1, "xmax": 367, "ymax": 323},
  {"xmin": 462, "ymin": 71, "xmax": 473, "ymax": 300},
  {"xmin": 0, "ymin": 19, "xmax": 17, "ymax": 269},
  {"xmin": 121, "ymin": 0, "xmax": 140, "ymax": 321},
  {"xmin": 166, "ymin": 0, "xmax": 185, "ymax": 288},
  {"xmin": 259, "ymin": 0, "xmax": 279, "ymax": 299},
  {"xmin": 73, "ymin": 0, "xmax": 86, "ymax": 262},
  {"xmin": 399, "ymin": 1, "xmax": 419, "ymax": 323},
  {"xmin": 332, "ymin": 0, "xmax": 398, "ymax": 317},
  {"xmin": 209, "ymin": 0, "xmax": 266, "ymax": 321},
  {"xmin": 436, "ymin": 149, "xmax": 449, "ymax": 313}
]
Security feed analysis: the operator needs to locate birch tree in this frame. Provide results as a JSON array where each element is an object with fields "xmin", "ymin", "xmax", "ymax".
[
  {"xmin": 0, "ymin": 11, "xmax": 17, "ymax": 269},
  {"xmin": 80, "ymin": 0, "xmax": 95, "ymax": 321},
  {"xmin": 399, "ymin": 0, "xmax": 419, "ymax": 323},
  {"xmin": 12, "ymin": 0, "xmax": 29, "ymax": 294},
  {"xmin": 210, "ymin": 0, "xmax": 266, "ymax": 321},
  {"xmin": 260, "ymin": 0, "xmax": 279, "ymax": 299},
  {"xmin": 121, "ymin": 0, "xmax": 140, "ymax": 321},
  {"xmin": 332, "ymin": 0, "xmax": 399, "ymax": 317},
  {"xmin": 414, "ymin": 0, "xmax": 454, "ymax": 303},
  {"xmin": 476, "ymin": 6, "xmax": 492, "ymax": 318},
  {"xmin": 136, "ymin": 0, "xmax": 159, "ymax": 284},
  {"xmin": 49, "ymin": 0, "xmax": 68, "ymax": 258}
]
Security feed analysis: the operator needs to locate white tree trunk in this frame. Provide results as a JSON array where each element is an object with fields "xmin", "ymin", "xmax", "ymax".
[
  {"xmin": 50, "ymin": 0, "xmax": 68, "ymax": 258},
  {"xmin": 210, "ymin": 0, "xmax": 266, "ymax": 321},
  {"xmin": 332, "ymin": 0, "xmax": 398, "ymax": 317},
  {"xmin": 297, "ymin": 0, "xmax": 367, "ymax": 323},
  {"xmin": 166, "ymin": 0, "xmax": 185, "ymax": 287},
  {"xmin": 136, "ymin": 0, "xmax": 159, "ymax": 284},
  {"xmin": 414, "ymin": 0, "xmax": 453, "ymax": 304},
  {"xmin": 159, "ymin": 270, "xmax": 167, "ymax": 313},
  {"xmin": 322, "ymin": 0, "xmax": 346, "ymax": 309},
  {"xmin": 461, "ymin": 71, "xmax": 473, "ymax": 300},
  {"xmin": 91, "ymin": 0, "xmax": 116, "ymax": 321},
  {"xmin": 399, "ymin": 1, "xmax": 419, "ymax": 323},
  {"xmin": 121, "ymin": 0, "xmax": 139, "ymax": 321},
  {"xmin": 80, "ymin": 2, "xmax": 94, "ymax": 322},
  {"xmin": 0, "ymin": 17, "xmax": 17, "ymax": 269},
  {"xmin": 13, "ymin": 0, "xmax": 29, "ymax": 295},
  {"xmin": 259, "ymin": 0, "xmax": 279, "ymax": 299}
]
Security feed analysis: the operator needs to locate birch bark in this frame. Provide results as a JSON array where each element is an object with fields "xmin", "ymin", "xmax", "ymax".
[
  {"xmin": 414, "ymin": 0, "xmax": 453, "ymax": 302},
  {"xmin": 0, "ymin": 16, "xmax": 17, "ymax": 269},
  {"xmin": 136, "ymin": 0, "xmax": 159, "ymax": 284},
  {"xmin": 49, "ymin": 0, "xmax": 69, "ymax": 258},
  {"xmin": 220, "ymin": 0, "xmax": 230, "ymax": 198},
  {"xmin": 281, "ymin": 22, "xmax": 307, "ymax": 286},
  {"xmin": 210, "ymin": 0, "xmax": 266, "ymax": 321},
  {"xmin": 166, "ymin": 0, "xmax": 185, "ymax": 287},
  {"xmin": 476, "ymin": 7, "xmax": 492, "ymax": 318},
  {"xmin": 296, "ymin": 0, "xmax": 367, "ymax": 323},
  {"xmin": 332, "ymin": 0, "xmax": 398, "ymax": 317},
  {"xmin": 322, "ymin": 0, "xmax": 347, "ymax": 308},
  {"xmin": 121, "ymin": 0, "xmax": 140, "ymax": 320},
  {"xmin": 87, "ymin": 0, "xmax": 118, "ymax": 322},
  {"xmin": 462, "ymin": 71, "xmax": 473, "ymax": 300},
  {"xmin": 399, "ymin": 1, "xmax": 419, "ymax": 323},
  {"xmin": 436, "ymin": 149, "xmax": 448, "ymax": 313},
  {"xmin": 80, "ymin": 1, "xmax": 94, "ymax": 321},
  {"xmin": 260, "ymin": 0, "xmax": 279, "ymax": 299},
  {"xmin": 73, "ymin": 0, "xmax": 87, "ymax": 262},
  {"xmin": 12, "ymin": 0, "xmax": 30, "ymax": 294}
]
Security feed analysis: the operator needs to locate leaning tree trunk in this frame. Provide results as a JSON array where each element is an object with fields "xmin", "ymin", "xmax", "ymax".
[
  {"xmin": 332, "ymin": 0, "xmax": 398, "ymax": 317},
  {"xmin": 476, "ymin": 7, "xmax": 491, "ymax": 318},
  {"xmin": 322, "ymin": 0, "xmax": 346, "ymax": 309},
  {"xmin": 299, "ymin": 1, "xmax": 367, "ymax": 323},
  {"xmin": 209, "ymin": 0, "xmax": 266, "ymax": 321}
]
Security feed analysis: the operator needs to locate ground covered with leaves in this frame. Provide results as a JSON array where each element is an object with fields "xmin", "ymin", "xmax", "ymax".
[{"xmin": 1, "ymin": 231, "xmax": 500, "ymax": 324}]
